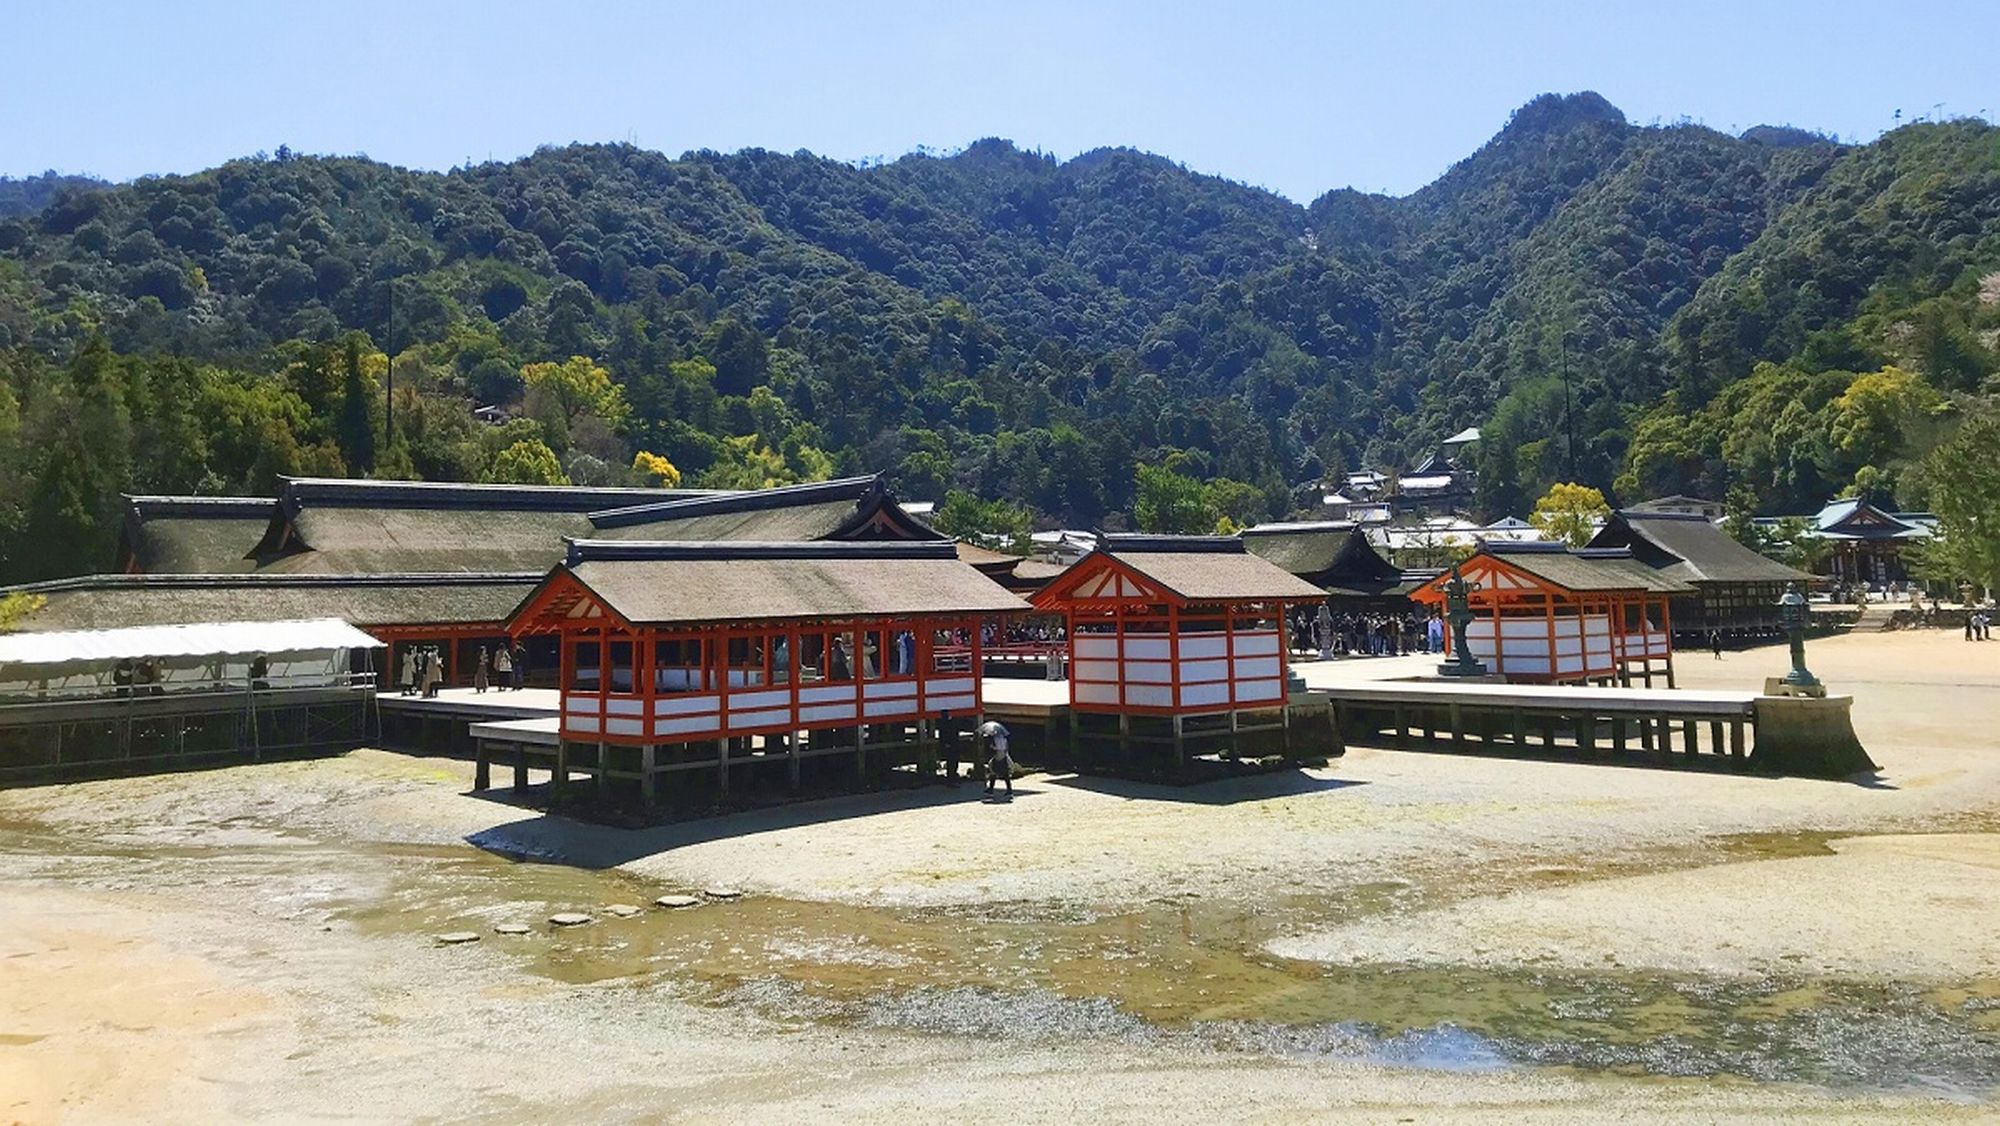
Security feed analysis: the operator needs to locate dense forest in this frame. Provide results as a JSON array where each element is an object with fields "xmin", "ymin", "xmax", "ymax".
[{"xmin": 0, "ymin": 91, "xmax": 1996, "ymax": 583}]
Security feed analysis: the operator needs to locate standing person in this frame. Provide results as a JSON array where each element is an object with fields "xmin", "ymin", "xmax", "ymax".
[
  {"xmin": 249, "ymin": 652, "xmax": 270, "ymax": 691},
  {"xmin": 493, "ymin": 643, "xmax": 513, "ymax": 690},
  {"xmin": 1709, "ymin": 628, "xmax": 1724, "ymax": 660},
  {"xmin": 939, "ymin": 710, "xmax": 960, "ymax": 785},
  {"xmin": 979, "ymin": 720, "xmax": 1013, "ymax": 798},
  {"xmin": 474, "ymin": 646, "xmax": 490, "ymax": 694},
  {"xmin": 399, "ymin": 647, "xmax": 416, "ymax": 695},
  {"xmin": 510, "ymin": 640, "xmax": 528, "ymax": 690}
]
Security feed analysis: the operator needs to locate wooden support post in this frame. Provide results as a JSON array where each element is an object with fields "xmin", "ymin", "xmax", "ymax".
[
  {"xmin": 1730, "ymin": 719, "xmax": 1747, "ymax": 760},
  {"xmin": 1512, "ymin": 707, "xmax": 1527, "ymax": 747},
  {"xmin": 788, "ymin": 731, "xmax": 801, "ymax": 790},
  {"xmin": 855, "ymin": 723, "xmax": 868, "ymax": 782},
  {"xmin": 553, "ymin": 740, "xmax": 569, "ymax": 803},
  {"xmin": 1578, "ymin": 714, "xmax": 1597, "ymax": 757},
  {"xmin": 717, "ymin": 737, "xmax": 730, "ymax": 795},
  {"xmin": 1683, "ymin": 718, "xmax": 1699, "ymax": 757},
  {"xmin": 513, "ymin": 740, "xmax": 528, "ymax": 791},
  {"xmin": 641, "ymin": 744, "xmax": 656, "ymax": 811},
  {"xmin": 1539, "ymin": 714, "xmax": 1558, "ymax": 751},
  {"xmin": 474, "ymin": 740, "xmax": 491, "ymax": 790},
  {"xmin": 1172, "ymin": 713, "xmax": 1185, "ymax": 778},
  {"xmin": 596, "ymin": 740, "xmax": 609, "ymax": 797},
  {"xmin": 1447, "ymin": 702, "xmax": 1464, "ymax": 750},
  {"xmin": 1653, "ymin": 715, "xmax": 1672, "ymax": 762},
  {"xmin": 1392, "ymin": 703, "xmax": 1408, "ymax": 751},
  {"xmin": 1708, "ymin": 719, "xmax": 1724, "ymax": 761},
  {"xmin": 1612, "ymin": 717, "xmax": 1628, "ymax": 752},
  {"xmin": 1420, "ymin": 708, "xmax": 1435, "ymax": 750}
]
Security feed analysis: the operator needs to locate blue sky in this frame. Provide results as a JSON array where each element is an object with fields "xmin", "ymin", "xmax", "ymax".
[{"xmin": 5, "ymin": 1, "xmax": 1996, "ymax": 201}]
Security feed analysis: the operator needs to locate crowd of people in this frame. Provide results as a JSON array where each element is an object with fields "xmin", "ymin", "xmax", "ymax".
[
  {"xmin": 398, "ymin": 641, "xmax": 531, "ymax": 697},
  {"xmin": 1289, "ymin": 607, "xmax": 1444, "ymax": 659}
]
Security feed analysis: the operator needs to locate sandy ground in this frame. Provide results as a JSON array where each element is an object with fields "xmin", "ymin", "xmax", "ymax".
[{"xmin": 3, "ymin": 629, "xmax": 1999, "ymax": 1122}]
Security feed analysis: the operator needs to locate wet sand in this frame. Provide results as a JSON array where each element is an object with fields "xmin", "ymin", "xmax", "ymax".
[{"xmin": 3, "ymin": 629, "xmax": 1999, "ymax": 1121}]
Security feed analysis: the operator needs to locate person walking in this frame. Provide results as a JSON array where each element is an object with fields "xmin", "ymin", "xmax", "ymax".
[
  {"xmin": 493, "ymin": 643, "xmax": 513, "ymax": 690},
  {"xmin": 474, "ymin": 646, "xmax": 490, "ymax": 693},
  {"xmin": 979, "ymin": 719, "xmax": 1013, "ymax": 798},
  {"xmin": 1709, "ymin": 628, "xmax": 1724, "ymax": 660},
  {"xmin": 939, "ymin": 710, "xmax": 960, "ymax": 785}
]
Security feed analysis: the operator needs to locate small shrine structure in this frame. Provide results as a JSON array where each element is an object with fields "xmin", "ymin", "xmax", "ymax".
[
  {"xmin": 1029, "ymin": 534, "xmax": 1328, "ymax": 774},
  {"xmin": 1409, "ymin": 543, "xmax": 1687, "ymax": 686}
]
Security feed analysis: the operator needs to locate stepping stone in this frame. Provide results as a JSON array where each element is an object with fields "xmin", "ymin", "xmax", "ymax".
[
  {"xmin": 654, "ymin": 894, "xmax": 700, "ymax": 909},
  {"xmin": 436, "ymin": 931, "xmax": 481, "ymax": 945},
  {"xmin": 704, "ymin": 886, "xmax": 743, "ymax": 900},
  {"xmin": 605, "ymin": 904, "xmax": 642, "ymax": 918},
  {"xmin": 548, "ymin": 912, "xmax": 594, "ymax": 927},
  {"xmin": 493, "ymin": 922, "xmax": 531, "ymax": 935}
]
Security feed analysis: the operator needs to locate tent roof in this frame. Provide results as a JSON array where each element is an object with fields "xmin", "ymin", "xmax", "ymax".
[{"xmin": 0, "ymin": 618, "xmax": 381, "ymax": 667}]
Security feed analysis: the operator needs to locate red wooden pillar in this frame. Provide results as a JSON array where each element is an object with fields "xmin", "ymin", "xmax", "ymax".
[{"xmin": 969, "ymin": 616, "xmax": 985, "ymax": 709}]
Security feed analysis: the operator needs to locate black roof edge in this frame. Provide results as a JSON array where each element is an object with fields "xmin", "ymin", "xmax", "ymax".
[
  {"xmin": 1096, "ymin": 533, "xmax": 1247, "ymax": 554},
  {"xmin": 276, "ymin": 475, "xmax": 726, "ymax": 513},
  {"xmin": 0, "ymin": 571, "xmax": 542, "ymax": 596},
  {"xmin": 585, "ymin": 475, "xmax": 881, "ymax": 528},
  {"xmin": 1615, "ymin": 509, "xmax": 1713, "ymax": 523},
  {"xmin": 564, "ymin": 538, "xmax": 960, "ymax": 565}
]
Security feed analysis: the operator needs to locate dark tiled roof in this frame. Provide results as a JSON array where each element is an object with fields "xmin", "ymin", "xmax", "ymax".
[
  {"xmin": 1, "ymin": 573, "xmax": 538, "ymax": 632},
  {"xmin": 1592, "ymin": 512, "xmax": 1809, "ymax": 585},
  {"xmin": 528, "ymin": 540, "xmax": 1026, "ymax": 627},
  {"xmin": 119, "ymin": 495, "xmax": 275, "ymax": 574}
]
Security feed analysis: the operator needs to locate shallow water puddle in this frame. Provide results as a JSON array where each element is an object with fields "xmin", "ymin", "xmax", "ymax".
[{"xmin": 6, "ymin": 813, "xmax": 1999, "ymax": 1097}]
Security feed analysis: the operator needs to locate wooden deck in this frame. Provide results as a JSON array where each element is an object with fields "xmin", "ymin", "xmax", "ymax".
[{"xmin": 1319, "ymin": 678, "xmax": 1758, "ymax": 764}]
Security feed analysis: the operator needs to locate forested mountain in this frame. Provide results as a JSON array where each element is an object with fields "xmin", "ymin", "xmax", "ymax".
[{"xmin": 0, "ymin": 92, "xmax": 1995, "ymax": 584}]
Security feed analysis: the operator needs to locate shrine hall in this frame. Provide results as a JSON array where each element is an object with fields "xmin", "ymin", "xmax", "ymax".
[
  {"xmin": 503, "ymin": 538, "xmax": 1028, "ymax": 807},
  {"xmin": 1030, "ymin": 534, "xmax": 1331, "ymax": 776},
  {"xmin": 1410, "ymin": 542, "xmax": 1687, "ymax": 687}
]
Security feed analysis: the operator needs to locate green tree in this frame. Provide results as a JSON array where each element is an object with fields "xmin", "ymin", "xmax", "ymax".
[
  {"xmin": 930, "ymin": 489, "xmax": 1032, "ymax": 552},
  {"xmin": 1528, "ymin": 482, "xmax": 1611, "ymax": 547},
  {"xmin": 336, "ymin": 335, "xmax": 377, "ymax": 473},
  {"xmin": 521, "ymin": 356, "xmax": 629, "ymax": 431},
  {"xmin": 1908, "ymin": 407, "xmax": 2000, "ymax": 590},
  {"xmin": 488, "ymin": 439, "xmax": 568, "ymax": 485},
  {"xmin": 1134, "ymin": 463, "xmax": 1218, "ymax": 534},
  {"xmin": 0, "ymin": 591, "xmax": 44, "ymax": 633}
]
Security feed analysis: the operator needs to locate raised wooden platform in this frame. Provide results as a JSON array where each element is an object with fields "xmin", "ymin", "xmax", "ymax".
[{"xmin": 1318, "ymin": 678, "xmax": 1758, "ymax": 765}]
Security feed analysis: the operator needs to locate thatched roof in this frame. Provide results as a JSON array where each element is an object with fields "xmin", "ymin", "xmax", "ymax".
[
  {"xmin": 587, "ymin": 476, "xmax": 944, "ymax": 543},
  {"xmin": 1480, "ymin": 543, "xmax": 1691, "ymax": 593},
  {"xmin": 1040, "ymin": 535, "xmax": 1325, "ymax": 606},
  {"xmin": 249, "ymin": 476, "xmax": 718, "ymax": 574},
  {"xmin": 1591, "ymin": 512, "xmax": 1808, "ymax": 585},
  {"xmin": 1241, "ymin": 521, "xmax": 1400, "ymax": 589},
  {"xmin": 1, "ymin": 573, "xmax": 538, "ymax": 632},
  {"xmin": 117, "ymin": 495, "xmax": 275, "ymax": 574},
  {"xmin": 514, "ymin": 540, "xmax": 1026, "ymax": 629}
]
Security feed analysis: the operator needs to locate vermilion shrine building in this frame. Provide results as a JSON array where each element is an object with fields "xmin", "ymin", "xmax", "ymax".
[
  {"xmin": 1410, "ymin": 543, "xmax": 1687, "ymax": 686},
  {"xmin": 502, "ymin": 539, "xmax": 1027, "ymax": 807},
  {"xmin": 1030, "ymin": 535, "xmax": 1330, "ymax": 775}
]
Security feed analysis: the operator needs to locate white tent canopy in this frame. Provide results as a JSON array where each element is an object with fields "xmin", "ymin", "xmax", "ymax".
[
  {"xmin": 0, "ymin": 619, "xmax": 383, "ymax": 699},
  {"xmin": 0, "ymin": 619, "xmax": 382, "ymax": 666}
]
